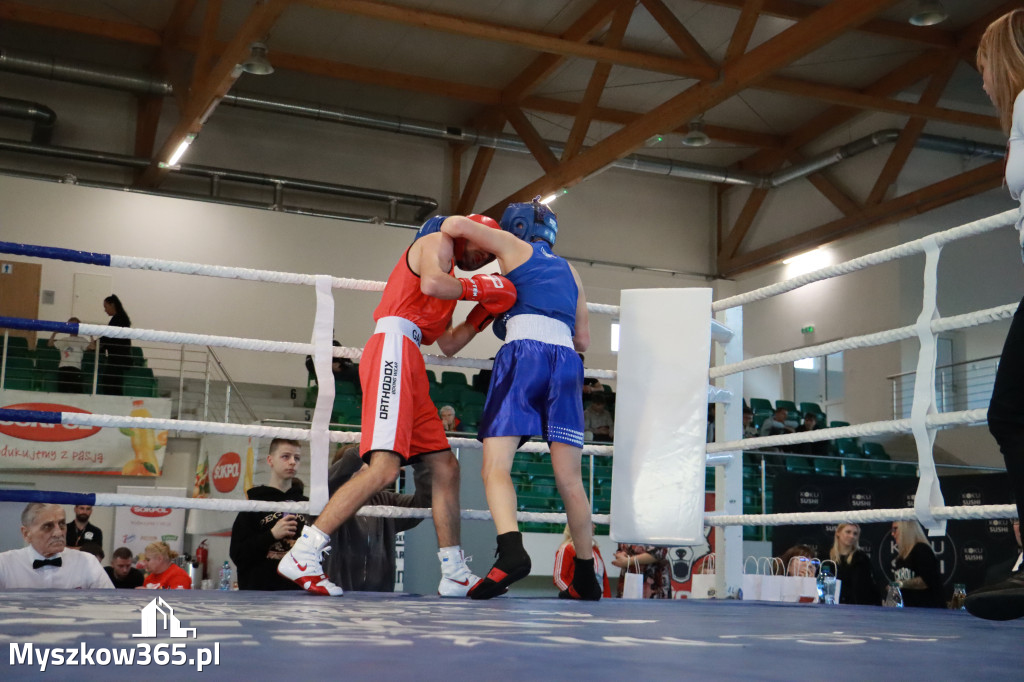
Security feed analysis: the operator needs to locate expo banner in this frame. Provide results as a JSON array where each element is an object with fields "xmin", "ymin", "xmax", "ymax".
[
  {"xmin": 185, "ymin": 435, "xmax": 258, "ymax": 535},
  {"xmin": 0, "ymin": 390, "xmax": 171, "ymax": 475},
  {"xmin": 772, "ymin": 472, "xmax": 1017, "ymax": 597},
  {"xmin": 112, "ymin": 486, "xmax": 187, "ymax": 559}
]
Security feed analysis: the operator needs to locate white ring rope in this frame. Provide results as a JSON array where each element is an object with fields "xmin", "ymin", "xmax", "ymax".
[
  {"xmin": 110, "ymin": 253, "xmax": 617, "ymax": 316},
  {"xmin": 78, "ymin": 493, "xmax": 1018, "ymax": 524},
  {"xmin": 706, "ymin": 408, "xmax": 988, "ymax": 453},
  {"xmin": 711, "ymin": 303, "xmax": 1018, "ymax": 378},
  {"xmin": 712, "ymin": 209, "xmax": 1018, "ymax": 312},
  {"xmin": 707, "ymin": 503, "xmax": 1017, "ymax": 526},
  {"xmin": 85, "ymin": 493, "xmax": 612, "ymax": 524}
]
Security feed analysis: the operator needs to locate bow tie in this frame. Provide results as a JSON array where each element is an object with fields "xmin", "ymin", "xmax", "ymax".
[{"xmin": 33, "ymin": 557, "xmax": 62, "ymax": 569}]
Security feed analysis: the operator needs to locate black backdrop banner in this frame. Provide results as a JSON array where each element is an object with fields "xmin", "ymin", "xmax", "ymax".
[{"xmin": 771, "ymin": 473, "xmax": 1018, "ymax": 602}]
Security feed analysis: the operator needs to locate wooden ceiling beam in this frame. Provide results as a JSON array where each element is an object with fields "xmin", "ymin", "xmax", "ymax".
[
  {"xmin": 724, "ymin": 0, "xmax": 765, "ymax": 63},
  {"xmin": 502, "ymin": 0, "xmax": 623, "ymax": 103},
  {"xmin": 0, "ymin": 0, "xmax": 161, "ymax": 45},
  {"xmin": 638, "ymin": 0, "xmax": 717, "ymax": 71},
  {"xmin": 866, "ymin": 52, "xmax": 959, "ymax": 205},
  {"xmin": 299, "ymin": 0, "xmax": 717, "ymax": 80},
  {"xmin": 756, "ymin": 74, "xmax": 1000, "ymax": 130},
  {"xmin": 137, "ymin": 0, "xmax": 288, "ymax": 187},
  {"xmin": 191, "ymin": 0, "xmax": 222, "ymax": 95},
  {"xmin": 562, "ymin": 2, "xmax": 634, "ymax": 161},
  {"xmin": 699, "ymin": 0, "xmax": 955, "ymax": 47},
  {"xmin": 721, "ymin": 187, "xmax": 769, "ymax": 260},
  {"xmin": 504, "ymin": 106, "xmax": 559, "ymax": 173},
  {"xmin": 787, "ymin": 151, "xmax": 860, "ymax": 216},
  {"xmin": 737, "ymin": 49, "xmax": 945, "ymax": 173},
  {"xmin": 719, "ymin": 160, "xmax": 1005, "ymax": 276},
  {"xmin": 483, "ymin": 0, "xmax": 902, "ymax": 215}
]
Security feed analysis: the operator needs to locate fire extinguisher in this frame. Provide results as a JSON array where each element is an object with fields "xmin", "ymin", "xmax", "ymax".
[{"xmin": 196, "ymin": 539, "xmax": 209, "ymax": 581}]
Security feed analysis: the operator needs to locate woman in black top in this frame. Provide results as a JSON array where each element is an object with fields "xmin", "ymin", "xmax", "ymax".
[
  {"xmin": 892, "ymin": 520, "xmax": 945, "ymax": 608},
  {"xmin": 829, "ymin": 523, "xmax": 879, "ymax": 605},
  {"xmin": 98, "ymin": 294, "xmax": 131, "ymax": 395}
]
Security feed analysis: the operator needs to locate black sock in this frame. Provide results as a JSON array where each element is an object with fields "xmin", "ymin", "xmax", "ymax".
[{"xmin": 559, "ymin": 557, "xmax": 602, "ymax": 601}]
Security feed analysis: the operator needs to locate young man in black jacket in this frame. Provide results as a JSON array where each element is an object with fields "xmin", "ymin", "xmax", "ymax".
[{"xmin": 230, "ymin": 438, "xmax": 310, "ymax": 590}]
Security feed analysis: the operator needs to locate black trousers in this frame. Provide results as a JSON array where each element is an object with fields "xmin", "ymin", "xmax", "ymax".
[{"xmin": 987, "ymin": 294, "xmax": 1024, "ymax": 523}]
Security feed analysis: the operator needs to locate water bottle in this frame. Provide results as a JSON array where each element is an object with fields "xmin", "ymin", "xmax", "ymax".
[
  {"xmin": 884, "ymin": 580, "xmax": 903, "ymax": 608},
  {"xmin": 950, "ymin": 583, "xmax": 967, "ymax": 611},
  {"xmin": 218, "ymin": 561, "xmax": 232, "ymax": 591}
]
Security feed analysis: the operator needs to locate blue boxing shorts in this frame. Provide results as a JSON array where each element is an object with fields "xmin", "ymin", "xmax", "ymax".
[{"xmin": 477, "ymin": 339, "xmax": 585, "ymax": 448}]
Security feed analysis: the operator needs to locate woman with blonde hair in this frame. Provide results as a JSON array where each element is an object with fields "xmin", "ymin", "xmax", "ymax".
[
  {"xmin": 140, "ymin": 541, "xmax": 192, "ymax": 590},
  {"xmin": 891, "ymin": 521, "xmax": 943, "ymax": 608},
  {"xmin": 968, "ymin": 9, "xmax": 1024, "ymax": 621},
  {"xmin": 829, "ymin": 523, "xmax": 878, "ymax": 605},
  {"xmin": 553, "ymin": 525, "xmax": 610, "ymax": 598}
]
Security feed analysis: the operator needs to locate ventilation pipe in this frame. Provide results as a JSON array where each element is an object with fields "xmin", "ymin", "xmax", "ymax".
[{"xmin": 0, "ymin": 96, "xmax": 56, "ymax": 144}]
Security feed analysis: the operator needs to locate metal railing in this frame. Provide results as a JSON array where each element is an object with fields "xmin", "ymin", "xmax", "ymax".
[
  {"xmin": 0, "ymin": 329, "xmax": 259, "ymax": 426},
  {"xmin": 888, "ymin": 355, "xmax": 999, "ymax": 419}
]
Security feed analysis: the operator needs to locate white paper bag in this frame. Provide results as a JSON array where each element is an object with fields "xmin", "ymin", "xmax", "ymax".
[
  {"xmin": 740, "ymin": 556, "xmax": 761, "ymax": 601},
  {"xmin": 689, "ymin": 554, "xmax": 716, "ymax": 599},
  {"xmin": 622, "ymin": 557, "xmax": 644, "ymax": 599},
  {"xmin": 758, "ymin": 558, "xmax": 785, "ymax": 602}
]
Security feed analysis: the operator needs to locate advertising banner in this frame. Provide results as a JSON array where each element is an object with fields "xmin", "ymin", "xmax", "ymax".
[
  {"xmin": 0, "ymin": 390, "xmax": 171, "ymax": 475},
  {"xmin": 186, "ymin": 435, "xmax": 258, "ymax": 535},
  {"xmin": 112, "ymin": 486, "xmax": 187, "ymax": 559},
  {"xmin": 771, "ymin": 472, "xmax": 1017, "ymax": 597}
]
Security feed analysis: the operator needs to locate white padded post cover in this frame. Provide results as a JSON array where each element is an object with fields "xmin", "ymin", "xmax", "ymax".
[{"xmin": 610, "ymin": 288, "xmax": 712, "ymax": 545}]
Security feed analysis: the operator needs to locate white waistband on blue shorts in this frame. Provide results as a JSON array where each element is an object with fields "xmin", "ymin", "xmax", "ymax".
[
  {"xmin": 374, "ymin": 316, "xmax": 422, "ymax": 347},
  {"xmin": 504, "ymin": 314, "xmax": 573, "ymax": 349}
]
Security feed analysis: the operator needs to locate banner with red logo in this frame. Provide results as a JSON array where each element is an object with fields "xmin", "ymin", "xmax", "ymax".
[
  {"xmin": 0, "ymin": 390, "xmax": 172, "ymax": 475},
  {"xmin": 112, "ymin": 486, "xmax": 187, "ymax": 559},
  {"xmin": 186, "ymin": 435, "xmax": 260, "ymax": 535}
]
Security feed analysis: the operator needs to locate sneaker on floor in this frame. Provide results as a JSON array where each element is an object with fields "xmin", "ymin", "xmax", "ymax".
[
  {"xmin": 964, "ymin": 568, "xmax": 1024, "ymax": 621},
  {"xmin": 277, "ymin": 528, "xmax": 344, "ymax": 596},
  {"xmin": 438, "ymin": 561, "xmax": 483, "ymax": 597}
]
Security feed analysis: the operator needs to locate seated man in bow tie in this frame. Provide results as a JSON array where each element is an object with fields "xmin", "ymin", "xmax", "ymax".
[{"xmin": 0, "ymin": 503, "xmax": 112, "ymax": 589}]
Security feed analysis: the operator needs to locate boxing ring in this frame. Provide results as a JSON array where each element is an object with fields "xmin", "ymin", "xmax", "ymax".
[{"xmin": 1, "ymin": 207, "xmax": 1023, "ymax": 677}]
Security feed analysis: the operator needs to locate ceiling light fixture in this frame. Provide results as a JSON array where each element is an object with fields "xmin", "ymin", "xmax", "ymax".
[
  {"xmin": 909, "ymin": 0, "xmax": 948, "ymax": 26},
  {"xmin": 241, "ymin": 42, "xmax": 274, "ymax": 75},
  {"xmin": 163, "ymin": 133, "xmax": 196, "ymax": 167},
  {"xmin": 681, "ymin": 118, "xmax": 710, "ymax": 147}
]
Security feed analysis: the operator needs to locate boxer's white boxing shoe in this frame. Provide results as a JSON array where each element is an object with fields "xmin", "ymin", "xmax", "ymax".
[
  {"xmin": 437, "ymin": 547, "xmax": 483, "ymax": 597},
  {"xmin": 277, "ymin": 525, "xmax": 344, "ymax": 596}
]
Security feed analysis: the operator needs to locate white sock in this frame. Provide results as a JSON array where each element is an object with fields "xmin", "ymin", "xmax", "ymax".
[
  {"xmin": 301, "ymin": 524, "xmax": 328, "ymax": 546},
  {"xmin": 437, "ymin": 545, "xmax": 464, "ymax": 575}
]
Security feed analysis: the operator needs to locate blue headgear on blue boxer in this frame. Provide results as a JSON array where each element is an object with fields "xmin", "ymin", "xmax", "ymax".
[{"xmin": 499, "ymin": 197, "xmax": 558, "ymax": 247}]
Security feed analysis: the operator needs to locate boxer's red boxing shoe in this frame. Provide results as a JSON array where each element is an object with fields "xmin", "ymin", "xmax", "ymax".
[
  {"xmin": 468, "ymin": 531, "xmax": 531, "ymax": 600},
  {"xmin": 277, "ymin": 525, "xmax": 344, "ymax": 596}
]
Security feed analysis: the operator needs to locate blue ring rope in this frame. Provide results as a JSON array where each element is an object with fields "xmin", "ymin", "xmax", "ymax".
[
  {"xmin": 0, "ymin": 409, "xmax": 64, "ymax": 424},
  {"xmin": 0, "ymin": 241, "xmax": 110, "ymax": 266},
  {"xmin": 0, "ymin": 316, "xmax": 78, "ymax": 335},
  {"xmin": 0, "ymin": 490, "xmax": 97, "ymax": 506}
]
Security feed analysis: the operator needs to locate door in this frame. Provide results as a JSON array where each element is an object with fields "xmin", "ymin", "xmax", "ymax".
[{"xmin": 0, "ymin": 259, "xmax": 41, "ymax": 347}]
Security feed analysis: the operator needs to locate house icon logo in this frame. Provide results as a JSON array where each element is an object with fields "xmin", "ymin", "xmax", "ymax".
[{"xmin": 132, "ymin": 596, "xmax": 197, "ymax": 639}]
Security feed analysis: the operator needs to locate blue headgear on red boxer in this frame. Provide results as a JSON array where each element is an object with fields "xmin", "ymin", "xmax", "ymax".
[{"xmin": 499, "ymin": 197, "xmax": 558, "ymax": 247}]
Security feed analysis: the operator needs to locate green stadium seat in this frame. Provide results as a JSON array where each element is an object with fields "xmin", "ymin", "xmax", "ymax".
[
  {"xmin": 799, "ymin": 402, "xmax": 823, "ymax": 416},
  {"xmin": 2, "ymin": 356, "xmax": 35, "ymax": 390},
  {"xmin": 830, "ymin": 420, "xmax": 850, "ymax": 429},
  {"xmin": 749, "ymin": 398, "xmax": 773, "ymax": 413},
  {"xmin": 776, "ymin": 399, "xmax": 800, "ymax": 418},
  {"xmin": 426, "ymin": 370, "xmax": 439, "ymax": 385},
  {"xmin": 460, "ymin": 390, "xmax": 485, "ymax": 407},
  {"xmin": 335, "ymin": 380, "xmax": 359, "ymax": 396},
  {"xmin": 440, "ymin": 371, "xmax": 468, "ymax": 388},
  {"xmin": 35, "ymin": 347, "xmax": 60, "ymax": 370},
  {"xmin": 814, "ymin": 455, "xmax": 842, "ymax": 476},
  {"xmin": 130, "ymin": 346, "xmax": 147, "ymax": 367},
  {"xmin": 784, "ymin": 455, "xmax": 815, "ymax": 475},
  {"xmin": 461, "ymin": 403, "xmax": 484, "ymax": 427}
]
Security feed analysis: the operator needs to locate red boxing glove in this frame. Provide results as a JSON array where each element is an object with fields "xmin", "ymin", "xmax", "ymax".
[
  {"xmin": 466, "ymin": 303, "xmax": 495, "ymax": 332},
  {"xmin": 459, "ymin": 273, "xmax": 517, "ymax": 315}
]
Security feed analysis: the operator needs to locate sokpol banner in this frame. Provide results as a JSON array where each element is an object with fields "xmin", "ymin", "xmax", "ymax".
[
  {"xmin": 112, "ymin": 486, "xmax": 187, "ymax": 558},
  {"xmin": 0, "ymin": 390, "xmax": 171, "ymax": 475},
  {"xmin": 185, "ymin": 434, "xmax": 258, "ymax": 535}
]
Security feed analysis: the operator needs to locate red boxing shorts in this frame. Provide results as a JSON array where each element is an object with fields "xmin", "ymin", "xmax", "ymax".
[{"xmin": 359, "ymin": 317, "xmax": 450, "ymax": 462}]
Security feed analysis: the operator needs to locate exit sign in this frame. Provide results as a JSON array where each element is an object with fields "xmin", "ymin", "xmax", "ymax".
[{"xmin": 801, "ymin": 325, "xmax": 815, "ymax": 334}]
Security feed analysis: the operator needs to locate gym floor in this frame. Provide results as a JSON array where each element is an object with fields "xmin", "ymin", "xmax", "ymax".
[{"xmin": 1, "ymin": 590, "xmax": 1020, "ymax": 680}]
